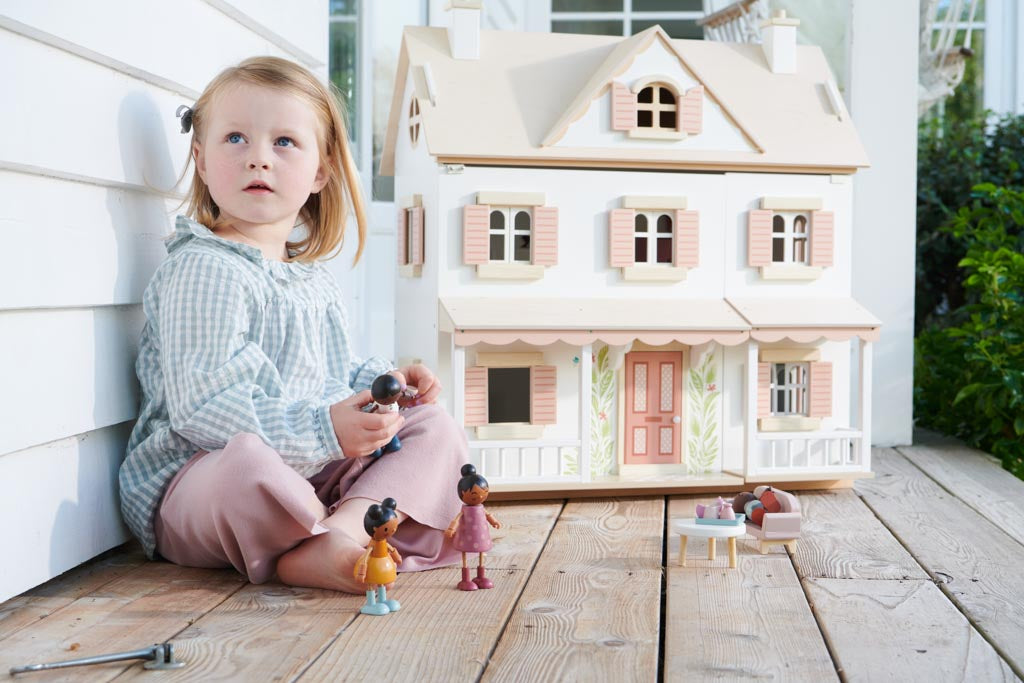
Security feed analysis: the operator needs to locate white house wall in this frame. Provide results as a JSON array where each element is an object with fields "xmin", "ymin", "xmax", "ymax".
[
  {"xmin": 555, "ymin": 39, "xmax": 754, "ymax": 153},
  {"xmin": 0, "ymin": 0, "xmax": 329, "ymax": 603}
]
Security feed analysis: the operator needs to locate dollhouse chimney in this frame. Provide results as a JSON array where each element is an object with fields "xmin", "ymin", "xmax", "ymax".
[
  {"xmin": 760, "ymin": 9, "xmax": 800, "ymax": 74},
  {"xmin": 447, "ymin": 0, "xmax": 482, "ymax": 60}
]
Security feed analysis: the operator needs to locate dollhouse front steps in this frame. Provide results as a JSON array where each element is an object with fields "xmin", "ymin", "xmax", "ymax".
[{"xmin": 487, "ymin": 470, "xmax": 873, "ymax": 500}]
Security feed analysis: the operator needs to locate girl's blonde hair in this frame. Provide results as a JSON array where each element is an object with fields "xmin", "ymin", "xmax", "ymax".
[{"xmin": 182, "ymin": 56, "xmax": 366, "ymax": 264}]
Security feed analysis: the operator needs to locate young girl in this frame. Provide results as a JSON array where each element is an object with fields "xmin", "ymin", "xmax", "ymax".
[{"xmin": 119, "ymin": 56, "xmax": 467, "ymax": 593}]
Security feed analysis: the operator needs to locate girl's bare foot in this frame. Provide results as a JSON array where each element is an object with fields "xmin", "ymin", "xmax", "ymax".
[{"xmin": 276, "ymin": 527, "xmax": 366, "ymax": 594}]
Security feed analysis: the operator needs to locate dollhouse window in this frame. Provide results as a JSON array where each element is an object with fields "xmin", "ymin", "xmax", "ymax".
[
  {"xmin": 633, "ymin": 212, "xmax": 674, "ymax": 264},
  {"xmin": 404, "ymin": 208, "xmax": 415, "ymax": 263},
  {"xmin": 771, "ymin": 212, "xmax": 811, "ymax": 265},
  {"xmin": 408, "ymin": 98, "xmax": 421, "ymax": 147},
  {"xmin": 487, "ymin": 367, "xmax": 531, "ymax": 423},
  {"xmin": 489, "ymin": 207, "xmax": 532, "ymax": 263},
  {"xmin": 771, "ymin": 362, "xmax": 809, "ymax": 416},
  {"xmin": 636, "ymin": 85, "xmax": 677, "ymax": 130}
]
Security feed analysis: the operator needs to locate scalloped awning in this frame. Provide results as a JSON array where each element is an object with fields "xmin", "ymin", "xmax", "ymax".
[{"xmin": 441, "ymin": 297, "xmax": 751, "ymax": 347}]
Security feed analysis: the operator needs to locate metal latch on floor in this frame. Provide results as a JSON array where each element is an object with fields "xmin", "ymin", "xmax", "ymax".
[{"xmin": 9, "ymin": 642, "xmax": 185, "ymax": 675}]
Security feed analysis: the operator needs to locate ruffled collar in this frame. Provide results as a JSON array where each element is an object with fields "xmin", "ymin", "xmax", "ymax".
[{"xmin": 169, "ymin": 215, "xmax": 317, "ymax": 283}]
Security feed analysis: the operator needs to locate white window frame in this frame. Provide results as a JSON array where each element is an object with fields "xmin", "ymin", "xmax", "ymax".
[
  {"xmin": 771, "ymin": 362, "xmax": 809, "ymax": 417},
  {"xmin": 633, "ymin": 210, "xmax": 674, "ymax": 265},
  {"xmin": 488, "ymin": 206, "xmax": 533, "ymax": 264},
  {"xmin": 549, "ymin": 2, "xmax": 705, "ymax": 37},
  {"xmin": 770, "ymin": 212, "xmax": 810, "ymax": 265},
  {"xmin": 636, "ymin": 83, "xmax": 677, "ymax": 130}
]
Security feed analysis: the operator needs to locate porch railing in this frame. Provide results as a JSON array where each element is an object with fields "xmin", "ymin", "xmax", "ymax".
[
  {"xmin": 750, "ymin": 428, "xmax": 866, "ymax": 476},
  {"xmin": 469, "ymin": 439, "xmax": 583, "ymax": 482}
]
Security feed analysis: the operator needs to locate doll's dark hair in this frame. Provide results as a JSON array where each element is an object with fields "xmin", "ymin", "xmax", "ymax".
[
  {"xmin": 371, "ymin": 374, "xmax": 402, "ymax": 403},
  {"xmin": 457, "ymin": 464, "xmax": 489, "ymax": 495},
  {"xmin": 363, "ymin": 497, "xmax": 398, "ymax": 536}
]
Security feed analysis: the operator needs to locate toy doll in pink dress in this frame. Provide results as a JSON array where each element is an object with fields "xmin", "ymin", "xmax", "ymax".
[{"xmin": 444, "ymin": 464, "xmax": 502, "ymax": 591}]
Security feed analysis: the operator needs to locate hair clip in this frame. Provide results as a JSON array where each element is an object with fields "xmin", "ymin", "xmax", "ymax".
[{"xmin": 176, "ymin": 104, "xmax": 194, "ymax": 134}]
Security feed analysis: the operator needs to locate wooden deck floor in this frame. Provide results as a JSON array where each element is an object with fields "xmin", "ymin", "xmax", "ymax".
[{"xmin": 3, "ymin": 431, "xmax": 1024, "ymax": 682}]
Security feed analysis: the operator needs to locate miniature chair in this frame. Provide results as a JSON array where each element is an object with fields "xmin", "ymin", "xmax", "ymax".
[{"xmin": 743, "ymin": 488, "xmax": 801, "ymax": 554}]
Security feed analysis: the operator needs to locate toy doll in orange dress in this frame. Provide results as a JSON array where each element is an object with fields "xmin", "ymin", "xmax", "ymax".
[
  {"xmin": 353, "ymin": 497, "xmax": 403, "ymax": 615},
  {"xmin": 444, "ymin": 464, "xmax": 502, "ymax": 591}
]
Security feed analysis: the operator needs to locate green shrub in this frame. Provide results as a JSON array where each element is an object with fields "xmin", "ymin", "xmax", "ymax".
[
  {"xmin": 915, "ymin": 184, "xmax": 1024, "ymax": 477},
  {"xmin": 916, "ymin": 114, "xmax": 1024, "ymax": 332}
]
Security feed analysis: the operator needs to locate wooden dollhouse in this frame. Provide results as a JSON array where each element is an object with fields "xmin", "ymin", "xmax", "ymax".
[{"xmin": 380, "ymin": 2, "xmax": 879, "ymax": 494}]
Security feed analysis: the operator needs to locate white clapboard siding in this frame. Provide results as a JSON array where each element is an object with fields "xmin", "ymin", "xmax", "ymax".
[
  {"xmin": 0, "ymin": 170, "xmax": 175, "ymax": 310},
  {"xmin": 0, "ymin": 425, "xmax": 133, "ymax": 604},
  {"xmin": 0, "ymin": 0, "xmax": 315, "ymax": 97},
  {"xmin": 0, "ymin": 307, "xmax": 145, "ymax": 456},
  {"xmin": 209, "ymin": 0, "xmax": 329, "ymax": 67}
]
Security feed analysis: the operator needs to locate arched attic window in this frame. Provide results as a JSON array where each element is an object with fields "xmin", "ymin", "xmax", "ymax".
[
  {"xmin": 636, "ymin": 84, "xmax": 678, "ymax": 130},
  {"xmin": 408, "ymin": 97, "xmax": 421, "ymax": 147}
]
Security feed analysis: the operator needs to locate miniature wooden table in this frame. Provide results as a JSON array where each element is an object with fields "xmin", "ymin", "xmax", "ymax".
[{"xmin": 673, "ymin": 518, "xmax": 746, "ymax": 569}]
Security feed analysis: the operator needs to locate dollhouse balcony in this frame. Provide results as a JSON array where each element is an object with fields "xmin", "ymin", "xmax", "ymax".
[{"xmin": 745, "ymin": 427, "xmax": 872, "ymax": 483}]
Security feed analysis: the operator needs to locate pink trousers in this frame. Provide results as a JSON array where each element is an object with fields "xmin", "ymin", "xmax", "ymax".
[{"xmin": 154, "ymin": 404, "xmax": 467, "ymax": 583}]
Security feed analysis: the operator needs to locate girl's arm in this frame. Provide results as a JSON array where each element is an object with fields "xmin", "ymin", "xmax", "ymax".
[
  {"xmin": 484, "ymin": 508, "xmax": 502, "ymax": 529},
  {"xmin": 156, "ymin": 254, "xmax": 344, "ymax": 470},
  {"xmin": 387, "ymin": 543, "xmax": 403, "ymax": 565},
  {"xmin": 444, "ymin": 510, "xmax": 463, "ymax": 538},
  {"xmin": 353, "ymin": 545, "xmax": 373, "ymax": 581}
]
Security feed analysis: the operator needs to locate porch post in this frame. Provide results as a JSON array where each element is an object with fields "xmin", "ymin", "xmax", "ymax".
[
  {"xmin": 452, "ymin": 341, "xmax": 466, "ymax": 428},
  {"xmin": 579, "ymin": 344, "xmax": 592, "ymax": 482},
  {"xmin": 745, "ymin": 340, "xmax": 759, "ymax": 478},
  {"xmin": 859, "ymin": 338, "xmax": 873, "ymax": 471}
]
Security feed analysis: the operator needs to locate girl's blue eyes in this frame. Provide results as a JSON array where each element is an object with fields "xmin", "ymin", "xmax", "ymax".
[{"xmin": 225, "ymin": 133, "xmax": 295, "ymax": 147}]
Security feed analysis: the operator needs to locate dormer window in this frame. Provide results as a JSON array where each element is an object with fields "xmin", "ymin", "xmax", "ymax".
[{"xmin": 636, "ymin": 85, "xmax": 677, "ymax": 130}]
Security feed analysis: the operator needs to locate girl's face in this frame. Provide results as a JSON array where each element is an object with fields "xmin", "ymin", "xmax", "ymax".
[
  {"xmin": 461, "ymin": 484, "xmax": 489, "ymax": 505},
  {"xmin": 194, "ymin": 83, "xmax": 328, "ymax": 232}
]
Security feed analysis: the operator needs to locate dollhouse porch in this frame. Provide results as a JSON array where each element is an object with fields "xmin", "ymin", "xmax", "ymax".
[{"xmin": 2, "ymin": 432, "xmax": 1021, "ymax": 682}]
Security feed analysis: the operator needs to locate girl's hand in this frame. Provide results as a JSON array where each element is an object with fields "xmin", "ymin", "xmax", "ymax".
[
  {"xmin": 329, "ymin": 390, "xmax": 404, "ymax": 458},
  {"xmin": 391, "ymin": 364, "xmax": 442, "ymax": 407}
]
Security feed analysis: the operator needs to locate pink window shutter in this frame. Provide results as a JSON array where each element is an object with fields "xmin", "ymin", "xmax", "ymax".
[
  {"xmin": 530, "ymin": 365, "xmax": 557, "ymax": 425},
  {"xmin": 678, "ymin": 85, "xmax": 703, "ymax": 135},
  {"xmin": 808, "ymin": 362, "xmax": 833, "ymax": 418},
  {"xmin": 810, "ymin": 210, "xmax": 835, "ymax": 267},
  {"xmin": 609, "ymin": 208, "xmax": 636, "ymax": 267},
  {"xmin": 463, "ymin": 204, "xmax": 489, "ymax": 265},
  {"xmin": 757, "ymin": 362, "xmax": 772, "ymax": 418},
  {"xmin": 464, "ymin": 366, "xmax": 489, "ymax": 426},
  {"xmin": 532, "ymin": 206, "xmax": 558, "ymax": 266},
  {"xmin": 748, "ymin": 209, "xmax": 773, "ymax": 267},
  {"xmin": 411, "ymin": 206, "xmax": 425, "ymax": 265},
  {"xmin": 674, "ymin": 209, "xmax": 699, "ymax": 268},
  {"xmin": 611, "ymin": 82, "xmax": 637, "ymax": 131},
  {"xmin": 396, "ymin": 208, "xmax": 408, "ymax": 266}
]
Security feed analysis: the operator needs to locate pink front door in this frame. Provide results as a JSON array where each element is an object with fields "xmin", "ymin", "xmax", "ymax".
[{"xmin": 624, "ymin": 351, "xmax": 682, "ymax": 465}]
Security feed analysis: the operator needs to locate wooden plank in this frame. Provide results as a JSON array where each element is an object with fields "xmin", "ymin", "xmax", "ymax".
[
  {"xmin": 0, "ymin": 425, "xmax": 134, "ymax": 602},
  {"xmin": 116, "ymin": 502, "xmax": 561, "ymax": 683},
  {"xmin": 0, "ymin": 562, "xmax": 246, "ymax": 681},
  {"xmin": 0, "ymin": 544, "xmax": 145, "ymax": 642},
  {"xmin": 792, "ymin": 490, "xmax": 928, "ymax": 580},
  {"xmin": 665, "ymin": 496, "xmax": 837, "ymax": 681},
  {"xmin": 0, "ymin": 308, "xmax": 143, "ymax": 456},
  {"xmin": 857, "ymin": 449, "xmax": 1024, "ymax": 677},
  {"xmin": 900, "ymin": 430, "xmax": 1024, "ymax": 548},
  {"xmin": 0, "ymin": 170, "xmax": 173, "ymax": 310},
  {"xmin": 482, "ymin": 498, "xmax": 664, "ymax": 682},
  {"xmin": 805, "ymin": 578, "xmax": 1018, "ymax": 681}
]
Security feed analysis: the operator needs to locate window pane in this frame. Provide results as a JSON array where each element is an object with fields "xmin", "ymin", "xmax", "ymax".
[
  {"xmin": 330, "ymin": 0, "xmax": 357, "ymax": 15},
  {"xmin": 659, "ymin": 110, "xmax": 675, "ymax": 128},
  {"xmin": 638, "ymin": 87, "xmax": 654, "ymax": 104},
  {"xmin": 772, "ymin": 215, "xmax": 785, "ymax": 232},
  {"xmin": 793, "ymin": 215, "xmax": 807, "ymax": 233},
  {"xmin": 553, "ymin": 0, "xmax": 622, "ymax": 11},
  {"xmin": 515, "ymin": 234, "xmax": 531, "ymax": 262},
  {"xmin": 793, "ymin": 237, "xmax": 807, "ymax": 263},
  {"xmin": 490, "ymin": 234, "xmax": 504, "ymax": 261},
  {"xmin": 635, "ymin": 236, "xmax": 648, "ymax": 263},
  {"xmin": 635, "ymin": 214, "xmax": 648, "ymax": 232},
  {"xmin": 514, "ymin": 210, "xmax": 531, "ymax": 231},
  {"xmin": 632, "ymin": 19, "xmax": 702, "ymax": 40},
  {"xmin": 329, "ymin": 21, "xmax": 358, "ymax": 155},
  {"xmin": 634, "ymin": 0, "xmax": 702, "ymax": 10},
  {"xmin": 657, "ymin": 214, "xmax": 672, "ymax": 232},
  {"xmin": 637, "ymin": 109, "xmax": 653, "ymax": 127},
  {"xmin": 552, "ymin": 20, "xmax": 624, "ymax": 36},
  {"xmin": 656, "ymin": 236, "xmax": 672, "ymax": 263},
  {"xmin": 772, "ymin": 237, "xmax": 785, "ymax": 262},
  {"xmin": 487, "ymin": 368, "xmax": 531, "ymax": 423},
  {"xmin": 490, "ymin": 210, "xmax": 505, "ymax": 230},
  {"xmin": 658, "ymin": 87, "xmax": 674, "ymax": 104}
]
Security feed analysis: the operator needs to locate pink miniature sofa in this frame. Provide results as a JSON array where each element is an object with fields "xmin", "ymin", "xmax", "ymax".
[{"xmin": 743, "ymin": 488, "xmax": 801, "ymax": 554}]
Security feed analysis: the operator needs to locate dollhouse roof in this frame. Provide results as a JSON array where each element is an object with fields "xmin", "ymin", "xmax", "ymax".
[
  {"xmin": 440, "ymin": 296, "xmax": 752, "ymax": 346},
  {"xmin": 380, "ymin": 25, "xmax": 869, "ymax": 175},
  {"xmin": 727, "ymin": 297, "xmax": 881, "ymax": 342}
]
